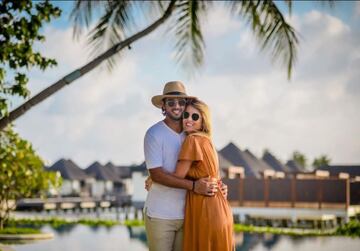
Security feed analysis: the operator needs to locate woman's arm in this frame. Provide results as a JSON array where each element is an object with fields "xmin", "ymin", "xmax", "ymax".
[
  {"xmin": 149, "ymin": 167, "xmax": 192, "ymax": 190},
  {"xmin": 158, "ymin": 160, "xmax": 192, "ymax": 179},
  {"xmin": 172, "ymin": 160, "xmax": 193, "ymax": 178}
]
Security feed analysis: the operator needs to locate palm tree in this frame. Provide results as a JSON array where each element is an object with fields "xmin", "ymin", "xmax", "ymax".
[
  {"xmin": 0, "ymin": 0, "xmax": 301, "ymax": 130},
  {"xmin": 313, "ymin": 155, "xmax": 331, "ymax": 169},
  {"xmin": 292, "ymin": 151, "xmax": 307, "ymax": 169}
]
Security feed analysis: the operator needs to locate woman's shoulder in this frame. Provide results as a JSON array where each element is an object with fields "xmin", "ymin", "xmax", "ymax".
[{"xmin": 185, "ymin": 132, "xmax": 210, "ymax": 141}]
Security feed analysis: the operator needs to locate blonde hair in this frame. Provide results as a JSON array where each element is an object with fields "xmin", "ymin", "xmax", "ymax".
[{"xmin": 187, "ymin": 99, "xmax": 212, "ymax": 137}]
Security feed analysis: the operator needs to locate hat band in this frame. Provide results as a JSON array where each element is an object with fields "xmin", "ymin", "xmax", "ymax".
[{"xmin": 164, "ymin": 91, "xmax": 187, "ymax": 96}]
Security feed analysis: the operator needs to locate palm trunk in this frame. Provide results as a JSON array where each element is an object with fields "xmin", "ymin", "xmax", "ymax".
[{"xmin": 0, "ymin": 0, "xmax": 176, "ymax": 131}]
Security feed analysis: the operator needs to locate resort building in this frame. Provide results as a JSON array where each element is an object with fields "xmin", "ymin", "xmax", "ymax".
[
  {"xmin": 47, "ymin": 159, "xmax": 94, "ymax": 197},
  {"xmin": 85, "ymin": 161, "xmax": 124, "ymax": 197},
  {"xmin": 316, "ymin": 165, "xmax": 360, "ymax": 181}
]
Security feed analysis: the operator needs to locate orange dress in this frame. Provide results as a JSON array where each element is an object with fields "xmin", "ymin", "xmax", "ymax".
[{"xmin": 179, "ymin": 134, "xmax": 234, "ymax": 251}]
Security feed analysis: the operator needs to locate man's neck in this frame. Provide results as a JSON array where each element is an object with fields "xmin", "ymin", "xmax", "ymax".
[{"xmin": 163, "ymin": 117, "xmax": 182, "ymax": 134}]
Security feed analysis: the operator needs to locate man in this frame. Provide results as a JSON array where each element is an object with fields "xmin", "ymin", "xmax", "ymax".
[{"xmin": 143, "ymin": 81, "xmax": 227, "ymax": 251}]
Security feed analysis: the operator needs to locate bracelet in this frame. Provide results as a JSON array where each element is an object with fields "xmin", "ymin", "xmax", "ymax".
[{"xmin": 192, "ymin": 181, "xmax": 195, "ymax": 191}]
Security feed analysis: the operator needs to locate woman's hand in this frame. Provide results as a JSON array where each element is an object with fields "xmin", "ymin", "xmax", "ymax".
[
  {"xmin": 194, "ymin": 177, "xmax": 218, "ymax": 196},
  {"xmin": 145, "ymin": 176, "xmax": 152, "ymax": 191}
]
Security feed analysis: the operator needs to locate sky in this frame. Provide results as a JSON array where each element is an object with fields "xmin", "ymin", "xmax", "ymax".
[{"xmin": 9, "ymin": 1, "xmax": 360, "ymax": 168}]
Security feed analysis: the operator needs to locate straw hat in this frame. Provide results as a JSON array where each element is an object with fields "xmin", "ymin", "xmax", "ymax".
[{"xmin": 151, "ymin": 81, "xmax": 196, "ymax": 108}]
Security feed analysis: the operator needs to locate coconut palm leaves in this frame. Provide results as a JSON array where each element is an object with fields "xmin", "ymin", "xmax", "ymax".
[
  {"xmin": 0, "ymin": 0, "xmax": 328, "ymax": 129},
  {"xmin": 71, "ymin": 0, "xmax": 298, "ymax": 78},
  {"xmin": 172, "ymin": 0, "xmax": 207, "ymax": 72},
  {"xmin": 228, "ymin": 0, "xmax": 298, "ymax": 78},
  {"xmin": 71, "ymin": 1, "xmax": 164, "ymax": 69}
]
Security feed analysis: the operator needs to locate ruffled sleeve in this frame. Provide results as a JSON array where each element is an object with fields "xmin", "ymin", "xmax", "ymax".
[{"xmin": 178, "ymin": 135, "xmax": 203, "ymax": 161}]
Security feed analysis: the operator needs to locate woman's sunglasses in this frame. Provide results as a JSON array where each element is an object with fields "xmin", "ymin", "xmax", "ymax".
[
  {"xmin": 183, "ymin": 111, "xmax": 200, "ymax": 121},
  {"xmin": 165, "ymin": 99, "xmax": 187, "ymax": 107}
]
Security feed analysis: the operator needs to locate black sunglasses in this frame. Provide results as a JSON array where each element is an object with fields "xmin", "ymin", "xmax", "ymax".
[
  {"xmin": 183, "ymin": 111, "xmax": 200, "ymax": 121},
  {"xmin": 165, "ymin": 99, "xmax": 186, "ymax": 107}
]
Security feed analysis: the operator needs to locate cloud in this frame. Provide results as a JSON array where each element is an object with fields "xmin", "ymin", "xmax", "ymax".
[
  {"xmin": 201, "ymin": 5, "xmax": 243, "ymax": 38},
  {"xmin": 356, "ymin": 2, "xmax": 360, "ymax": 17},
  {"xmin": 15, "ymin": 25, "xmax": 157, "ymax": 167},
  {"xmin": 188, "ymin": 10, "xmax": 360, "ymax": 164},
  {"xmin": 13, "ymin": 6, "xmax": 360, "ymax": 168}
]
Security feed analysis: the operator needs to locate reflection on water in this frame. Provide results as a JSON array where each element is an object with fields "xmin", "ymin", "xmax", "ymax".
[
  {"xmin": 4, "ymin": 225, "xmax": 148, "ymax": 251},
  {"xmin": 235, "ymin": 232, "xmax": 281, "ymax": 250},
  {"xmin": 1, "ymin": 225, "xmax": 360, "ymax": 251},
  {"xmin": 127, "ymin": 226, "xmax": 147, "ymax": 246},
  {"xmin": 234, "ymin": 232, "xmax": 360, "ymax": 251}
]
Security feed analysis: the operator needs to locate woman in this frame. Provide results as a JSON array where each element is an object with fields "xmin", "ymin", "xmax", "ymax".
[{"xmin": 171, "ymin": 98, "xmax": 234, "ymax": 251}]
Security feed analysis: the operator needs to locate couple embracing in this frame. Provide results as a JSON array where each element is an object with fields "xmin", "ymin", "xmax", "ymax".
[{"xmin": 143, "ymin": 81, "xmax": 234, "ymax": 251}]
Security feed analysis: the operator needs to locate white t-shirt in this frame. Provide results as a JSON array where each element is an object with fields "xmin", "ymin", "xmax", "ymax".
[{"xmin": 144, "ymin": 121, "xmax": 186, "ymax": 219}]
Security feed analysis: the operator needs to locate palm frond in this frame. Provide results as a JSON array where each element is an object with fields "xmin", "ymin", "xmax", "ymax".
[
  {"xmin": 171, "ymin": 0, "xmax": 208, "ymax": 74},
  {"xmin": 319, "ymin": 0, "xmax": 335, "ymax": 8},
  {"xmin": 71, "ymin": 1, "xmax": 164, "ymax": 71},
  {"xmin": 228, "ymin": 0, "xmax": 299, "ymax": 79},
  {"xmin": 283, "ymin": 0, "xmax": 293, "ymax": 15},
  {"xmin": 70, "ymin": 1, "xmax": 104, "ymax": 40},
  {"xmin": 87, "ymin": 1, "xmax": 133, "ymax": 71}
]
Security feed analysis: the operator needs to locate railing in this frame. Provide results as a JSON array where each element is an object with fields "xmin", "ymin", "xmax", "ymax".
[{"xmin": 224, "ymin": 177, "xmax": 360, "ymax": 209}]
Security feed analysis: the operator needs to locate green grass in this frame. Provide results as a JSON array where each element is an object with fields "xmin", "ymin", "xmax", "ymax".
[
  {"xmin": 0, "ymin": 227, "xmax": 41, "ymax": 235},
  {"xmin": 335, "ymin": 221, "xmax": 360, "ymax": 237},
  {"xmin": 233, "ymin": 224, "xmax": 334, "ymax": 236},
  {"xmin": 7, "ymin": 217, "xmax": 69, "ymax": 228},
  {"xmin": 123, "ymin": 219, "xmax": 144, "ymax": 226},
  {"xmin": 6, "ymin": 217, "xmax": 145, "ymax": 229},
  {"xmin": 77, "ymin": 219, "xmax": 118, "ymax": 227},
  {"xmin": 7, "ymin": 217, "xmax": 120, "ymax": 228},
  {"xmin": 234, "ymin": 224, "xmax": 330, "ymax": 236},
  {"xmin": 234, "ymin": 220, "xmax": 360, "ymax": 237}
]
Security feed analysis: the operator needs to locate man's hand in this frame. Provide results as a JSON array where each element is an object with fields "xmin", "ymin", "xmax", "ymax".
[
  {"xmin": 145, "ymin": 176, "xmax": 152, "ymax": 191},
  {"xmin": 193, "ymin": 177, "xmax": 218, "ymax": 196},
  {"xmin": 219, "ymin": 180, "xmax": 228, "ymax": 199}
]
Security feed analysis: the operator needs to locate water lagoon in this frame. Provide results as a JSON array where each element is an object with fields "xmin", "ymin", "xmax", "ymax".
[{"xmin": 2, "ymin": 224, "xmax": 360, "ymax": 251}]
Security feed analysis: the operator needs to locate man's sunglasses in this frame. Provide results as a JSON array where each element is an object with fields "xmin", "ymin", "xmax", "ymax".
[
  {"xmin": 183, "ymin": 111, "xmax": 200, "ymax": 121},
  {"xmin": 165, "ymin": 99, "xmax": 187, "ymax": 107}
]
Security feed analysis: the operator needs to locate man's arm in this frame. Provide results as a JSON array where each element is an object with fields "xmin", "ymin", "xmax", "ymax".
[
  {"xmin": 149, "ymin": 167, "xmax": 192, "ymax": 190},
  {"xmin": 149, "ymin": 167, "xmax": 217, "ymax": 195}
]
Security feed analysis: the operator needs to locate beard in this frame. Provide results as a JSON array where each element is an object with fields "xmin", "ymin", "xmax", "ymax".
[
  {"xmin": 167, "ymin": 112, "xmax": 182, "ymax": 121},
  {"xmin": 165, "ymin": 108, "xmax": 183, "ymax": 121}
]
